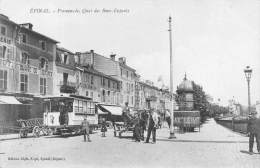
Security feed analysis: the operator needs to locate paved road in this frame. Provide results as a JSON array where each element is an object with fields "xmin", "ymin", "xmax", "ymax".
[{"xmin": 0, "ymin": 119, "xmax": 260, "ymax": 168}]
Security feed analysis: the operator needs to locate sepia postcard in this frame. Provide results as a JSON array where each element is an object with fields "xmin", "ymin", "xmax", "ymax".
[{"xmin": 0, "ymin": 0, "xmax": 260, "ymax": 168}]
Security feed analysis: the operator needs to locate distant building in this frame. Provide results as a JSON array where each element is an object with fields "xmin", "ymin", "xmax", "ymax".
[
  {"xmin": 228, "ymin": 99, "xmax": 242, "ymax": 116},
  {"xmin": 78, "ymin": 51, "xmax": 136, "ymax": 108}
]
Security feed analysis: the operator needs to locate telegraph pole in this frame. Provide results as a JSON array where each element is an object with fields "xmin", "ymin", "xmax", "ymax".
[{"xmin": 168, "ymin": 16, "xmax": 176, "ymax": 139}]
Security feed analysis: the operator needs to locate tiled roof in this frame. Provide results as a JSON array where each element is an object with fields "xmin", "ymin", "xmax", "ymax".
[{"xmin": 81, "ymin": 65, "xmax": 119, "ymax": 82}]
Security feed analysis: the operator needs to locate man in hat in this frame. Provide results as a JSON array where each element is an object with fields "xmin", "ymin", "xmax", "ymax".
[
  {"xmin": 81, "ymin": 116, "xmax": 91, "ymax": 142},
  {"xmin": 247, "ymin": 112, "xmax": 260, "ymax": 153},
  {"xmin": 145, "ymin": 109, "xmax": 159, "ymax": 144}
]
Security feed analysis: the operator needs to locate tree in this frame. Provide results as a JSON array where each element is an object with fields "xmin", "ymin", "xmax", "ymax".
[{"xmin": 192, "ymin": 81, "xmax": 210, "ymax": 122}]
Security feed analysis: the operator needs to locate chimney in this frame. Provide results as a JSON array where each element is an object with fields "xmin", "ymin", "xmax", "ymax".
[
  {"xmin": 90, "ymin": 50, "xmax": 94, "ymax": 66},
  {"xmin": 110, "ymin": 54, "xmax": 116, "ymax": 61},
  {"xmin": 19, "ymin": 23, "xmax": 33, "ymax": 30},
  {"xmin": 118, "ymin": 57, "xmax": 126, "ymax": 64}
]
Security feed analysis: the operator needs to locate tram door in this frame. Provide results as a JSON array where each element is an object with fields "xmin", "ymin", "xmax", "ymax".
[{"xmin": 59, "ymin": 101, "xmax": 68, "ymax": 125}]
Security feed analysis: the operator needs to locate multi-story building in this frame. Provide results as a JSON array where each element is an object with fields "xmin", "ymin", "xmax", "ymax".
[
  {"xmin": 135, "ymin": 79, "xmax": 174, "ymax": 117},
  {"xmin": 53, "ymin": 47, "xmax": 77, "ymax": 95},
  {"xmin": 0, "ymin": 14, "xmax": 58, "ymax": 132},
  {"xmin": 54, "ymin": 48, "xmax": 121, "ymax": 105},
  {"xmin": 78, "ymin": 50, "xmax": 136, "ymax": 108}
]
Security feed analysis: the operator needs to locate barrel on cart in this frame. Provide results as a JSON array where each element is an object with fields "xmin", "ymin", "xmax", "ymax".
[{"xmin": 17, "ymin": 118, "xmax": 51, "ymax": 138}]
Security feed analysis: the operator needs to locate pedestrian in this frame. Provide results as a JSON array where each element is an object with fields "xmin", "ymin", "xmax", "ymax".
[
  {"xmin": 145, "ymin": 109, "xmax": 159, "ymax": 144},
  {"xmin": 101, "ymin": 118, "xmax": 107, "ymax": 137},
  {"xmin": 81, "ymin": 116, "xmax": 91, "ymax": 142},
  {"xmin": 165, "ymin": 109, "xmax": 171, "ymax": 128},
  {"xmin": 133, "ymin": 113, "xmax": 141, "ymax": 142},
  {"xmin": 122, "ymin": 102, "xmax": 131, "ymax": 125},
  {"xmin": 247, "ymin": 112, "xmax": 260, "ymax": 153}
]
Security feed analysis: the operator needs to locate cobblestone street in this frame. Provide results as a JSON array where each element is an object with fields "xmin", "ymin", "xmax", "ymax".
[{"xmin": 1, "ymin": 119, "xmax": 260, "ymax": 168}]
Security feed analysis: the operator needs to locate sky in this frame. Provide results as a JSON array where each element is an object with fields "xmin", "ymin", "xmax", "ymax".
[{"xmin": 0, "ymin": 0, "xmax": 259, "ymax": 106}]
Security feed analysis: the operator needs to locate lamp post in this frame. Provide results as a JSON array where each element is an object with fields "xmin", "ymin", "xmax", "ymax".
[
  {"xmin": 168, "ymin": 16, "xmax": 176, "ymax": 139},
  {"xmin": 244, "ymin": 66, "xmax": 252, "ymax": 115}
]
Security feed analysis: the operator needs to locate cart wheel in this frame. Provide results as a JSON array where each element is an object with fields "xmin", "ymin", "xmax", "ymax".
[
  {"xmin": 33, "ymin": 126, "xmax": 41, "ymax": 137},
  {"xmin": 19, "ymin": 129, "xmax": 28, "ymax": 138}
]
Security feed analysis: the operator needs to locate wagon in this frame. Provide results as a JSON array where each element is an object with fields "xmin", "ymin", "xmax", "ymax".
[
  {"xmin": 17, "ymin": 118, "xmax": 51, "ymax": 138},
  {"xmin": 114, "ymin": 110, "xmax": 148, "ymax": 139}
]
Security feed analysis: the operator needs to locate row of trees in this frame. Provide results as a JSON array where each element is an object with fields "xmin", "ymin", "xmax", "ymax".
[{"xmin": 190, "ymin": 81, "xmax": 229, "ymax": 122}]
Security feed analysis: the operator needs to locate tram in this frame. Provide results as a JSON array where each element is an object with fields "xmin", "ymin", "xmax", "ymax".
[{"xmin": 42, "ymin": 94, "xmax": 98, "ymax": 136}]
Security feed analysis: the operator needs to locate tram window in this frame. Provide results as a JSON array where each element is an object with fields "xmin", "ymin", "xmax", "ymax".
[
  {"xmin": 74, "ymin": 99, "xmax": 79, "ymax": 113},
  {"xmin": 86, "ymin": 101, "xmax": 90, "ymax": 114},
  {"xmin": 67, "ymin": 102, "xmax": 73, "ymax": 112},
  {"xmin": 79, "ymin": 100, "xmax": 83, "ymax": 113},
  {"xmin": 83, "ymin": 101, "xmax": 87, "ymax": 113},
  {"xmin": 51, "ymin": 101, "xmax": 59, "ymax": 112},
  {"xmin": 89, "ymin": 102, "xmax": 94, "ymax": 114}
]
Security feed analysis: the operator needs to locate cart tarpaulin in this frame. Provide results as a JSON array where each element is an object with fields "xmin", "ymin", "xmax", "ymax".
[
  {"xmin": 0, "ymin": 95, "xmax": 22, "ymax": 104},
  {"xmin": 100, "ymin": 105, "xmax": 122, "ymax": 116}
]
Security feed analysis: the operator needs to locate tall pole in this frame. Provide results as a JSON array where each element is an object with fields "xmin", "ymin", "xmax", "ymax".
[
  {"xmin": 169, "ymin": 16, "xmax": 176, "ymax": 139},
  {"xmin": 247, "ymin": 79, "xmax": 251, "ymax": 115}
]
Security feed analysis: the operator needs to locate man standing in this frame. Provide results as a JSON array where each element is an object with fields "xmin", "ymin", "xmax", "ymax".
[
  {"xmin": 145, "ymin": 109, "xmax": 159, "ymax": 144},
  {"xmin": 165, "ymin": 109, "xmax": 171, "ymax": 128},
  {"xmin": 247, "ymin": 113, "xmax": 260, "ymax": 153},
  {"xmin": 122, "ymin": 102, "xmax": 131, "ymax": 124},
  {"xmin": 81, "ymin": 117, "xmax": 91, "ymax": 142}
]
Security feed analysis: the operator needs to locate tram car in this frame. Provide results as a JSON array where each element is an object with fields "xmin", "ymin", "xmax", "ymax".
[{"xmin": 42, "ymin": 94, "xmax": 98, "ymax": 136}]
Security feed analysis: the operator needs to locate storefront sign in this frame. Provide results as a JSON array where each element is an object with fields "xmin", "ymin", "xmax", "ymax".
[{"xmin": 0, "ymin": 58, "xmax": 53, "ymax": 77}]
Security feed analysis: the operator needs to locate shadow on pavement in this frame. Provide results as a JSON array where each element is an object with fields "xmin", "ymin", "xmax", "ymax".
[
  {"xmin": 240, "ymin": 150, "xmax": 256, "ymax": 155},
  {"xmin": 156, "ymin": 138, "xmax": 248, "ymax": 144}
]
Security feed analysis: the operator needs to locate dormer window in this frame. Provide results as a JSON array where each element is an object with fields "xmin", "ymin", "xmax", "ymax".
[
  {"xmin": 40, "ymin": 41, "xmax": 46, "ymax": 50},
  {"xmin": 39, "ymin": 57, "xmax": 48, "ymax": 70}
]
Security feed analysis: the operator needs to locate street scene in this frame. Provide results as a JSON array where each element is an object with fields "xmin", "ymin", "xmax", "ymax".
[
  {"xmin": 1, "ymin": 119, "xmax": 259, "ymax": 168},
  {"xmin": 0, "ymin": 0, "xmax": 260, "ymax": 168}
]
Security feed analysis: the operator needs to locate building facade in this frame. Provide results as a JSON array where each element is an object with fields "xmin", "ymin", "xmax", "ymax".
[
  {"xmin": 78, "ymin": 51, "xmax": 135, "ymax": 108},
  {"xmin": 0, "ymin": 14, "xmax": 58, "ymax": 132}
]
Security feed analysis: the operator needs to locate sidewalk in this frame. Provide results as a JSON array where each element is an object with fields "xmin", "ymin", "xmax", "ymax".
[{"xmin": 0, "ymin": 133, "xmax": 21, "ymax": 141}]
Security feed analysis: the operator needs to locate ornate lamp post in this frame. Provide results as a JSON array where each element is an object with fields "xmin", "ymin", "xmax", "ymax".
[{"xmin": 244, "ymin": 66, "xmax": 252, "ymax": 115}]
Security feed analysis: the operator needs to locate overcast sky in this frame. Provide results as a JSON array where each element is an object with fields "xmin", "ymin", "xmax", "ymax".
[{"xmin": 1, "ymin": 0, "xmax": 259, "ymax": 106}]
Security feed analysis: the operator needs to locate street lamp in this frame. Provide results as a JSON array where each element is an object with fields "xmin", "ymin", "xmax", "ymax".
[{"xmin": 244, "ymin": 66, "xmax": 252, "ymax": 115}]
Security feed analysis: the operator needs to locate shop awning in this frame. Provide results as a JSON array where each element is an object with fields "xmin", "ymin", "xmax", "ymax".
[
  {"xmin": 0, "ymin": 96, "xmax": 22, "ymax": 104},
  {"xmin": 99, "ymin": 105, "xmax": 123, "ymax": 116},
  {"xmin": 98, "ymin": 108, "xmax": 109, "ymax": 115}
]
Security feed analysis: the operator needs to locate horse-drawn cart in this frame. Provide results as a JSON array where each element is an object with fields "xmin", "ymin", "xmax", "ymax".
[{"xmin": 17, "ymin": 118, "xmax": 51, "ymax": 138}]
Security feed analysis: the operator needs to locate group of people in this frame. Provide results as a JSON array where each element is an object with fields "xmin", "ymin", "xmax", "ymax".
[
  {"xmin": 81, "ymin": 102, "xmax": 161, "ymax": 144},
  {"xmin": 123, "ymin": 102, "xmax": 160, "ymax": 144}
]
